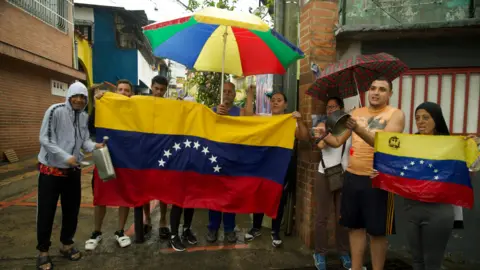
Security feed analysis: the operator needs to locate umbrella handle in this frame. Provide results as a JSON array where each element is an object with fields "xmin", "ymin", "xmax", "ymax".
[{"xmin": 220, "ymin": 27, "xmax": 228, "ymax": 104}]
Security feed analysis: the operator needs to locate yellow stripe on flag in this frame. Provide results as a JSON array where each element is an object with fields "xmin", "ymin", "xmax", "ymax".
[
  {"xmin": 375, "ymin": 132, "xmax": 479, "ymax": 166},
  {"xmin": 95, "ymin": 93, "xmax": 296, "ymax": 149}
]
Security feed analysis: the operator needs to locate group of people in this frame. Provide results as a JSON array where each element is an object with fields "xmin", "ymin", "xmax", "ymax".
[
  {"xmin": 35, "ymin": 75, "xmax": 311, "ymax": 270},
  {"xmin": 34, "ymin": 73, "xmax": 478, "ymax": 270},
  {"xmin": 311, "ymin": 77, "xmax": 479, "ymax": 270}
]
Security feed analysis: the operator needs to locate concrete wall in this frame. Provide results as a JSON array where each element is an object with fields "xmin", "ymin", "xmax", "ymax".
[
  {"xmin": 344, "ymin": 0, "xmax": 471, "ymax": 26},
  {"xmin": 137, "ymin": 51, "xmax": 157, "ymax": 89},
  {"xmin": 92, "ymin": 8, "xmax": 137, "ymax": 85}
]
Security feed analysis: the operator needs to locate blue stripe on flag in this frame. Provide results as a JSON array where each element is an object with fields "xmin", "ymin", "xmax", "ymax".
[
  {"xmin": 97, "ymin": 128, "xmax": 292, "ymax": 185},
  {"xmin": 374, "ymin": 152, "xmax": 471, "ymax": 187}
]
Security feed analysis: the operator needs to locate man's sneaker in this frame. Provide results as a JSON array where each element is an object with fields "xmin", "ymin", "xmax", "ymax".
[
  {"xmin": 339, "ymin": 254, "xmax": 352, "ymax": 269},
  {"xmin": 348, "ymin": 267, "xmax": 367, "ymax": 270},
  {"xmin": 206, "ymin": 229, "xmax": 218, "ymax": 243},
  {"xmin": 244, "ymin": 228, "xmax": 261, "ymax": 241},
  {"xmin": 313, "ymin": 253, "xmax": 326, "ymax": 270},
  {"xmin": 182, "ymin": 229, "xmax": 198, "ymax": 245},
  {"xmin": 159, "ymin": 227, "xmax": 170, "ymax": 240},
  {"xmin": 225, "ymin": 231, "xmax": 237, "ymax": 243},
  {"xmin": 85, "ymin": 231, "xmax": 102, "ymax": 251},
  {"xmin": 169, "ymin": 235, "xmax": 186, "ymax": 252},
  {"xmin": 271, "ymin": 232, "xmax": 282, "ymax": 248},
  {"xmin": 114, "ymin": 230, "xmax": 131, "ymax": 248}
]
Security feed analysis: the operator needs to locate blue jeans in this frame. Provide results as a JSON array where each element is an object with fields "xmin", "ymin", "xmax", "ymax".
[{"xmin": 208, "ymin": 210, "xmax": 235, "ymax": 232}]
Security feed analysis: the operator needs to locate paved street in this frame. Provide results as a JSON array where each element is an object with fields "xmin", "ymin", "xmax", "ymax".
[{"xmin": 0, "ymin": 157, "xmax": 476, "ymax": 270}]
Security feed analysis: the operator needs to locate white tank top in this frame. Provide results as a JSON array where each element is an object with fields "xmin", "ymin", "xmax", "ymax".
[{"xmin": 318, "ymin": 137, "xmax": 352, "ymax": 174}]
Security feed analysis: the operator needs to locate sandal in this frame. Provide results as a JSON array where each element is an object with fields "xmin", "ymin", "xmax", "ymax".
[
  {"xmin": 37, "ymin": 255, "xmax": 54, "ymax": 270},
  {"xmin": 59, "ymin": 247, "xmax": 82, "ymax": 261}
]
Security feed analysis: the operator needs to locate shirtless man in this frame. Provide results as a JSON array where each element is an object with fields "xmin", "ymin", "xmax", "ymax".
[{"xmin": 316, "ymin": 77, "xmax": 405, "ymax": 270}]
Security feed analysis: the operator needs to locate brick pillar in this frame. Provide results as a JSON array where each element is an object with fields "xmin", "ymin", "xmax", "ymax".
[{"xmin": 295, "ymin": 0, "xmax": 338, "ymax": 248}]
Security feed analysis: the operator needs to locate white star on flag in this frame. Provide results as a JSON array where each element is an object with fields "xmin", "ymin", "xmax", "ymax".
[
  {"xmin": 158, "ymin": 159, "xmax": 166, "ymax": 167},
  {"xmin": 213, "ymin": 165, "xmax": 221, "ymax": 172},
  {"xmin": 163, "ymin": 149, "xmax": 172, "ymax": 158},
  {"xmin": 420, "ymin": 160, "xmax": 424, "ymax": 164},
  {"xmin": 400, "ymin": 172, "xmax": 405, "ymax": 176},
  {"xmin": 434, "ymin": 176, "xmax": 439, "ymax": 180},
  {"xmin": 193, "ymin": 141, "xmax": 200, "ymax": 149},
  {"xmin": 434, "ymin": 169, "xmax": 438, "ymax": 173},
  {"xmin": 410, "ymin": 161, "xmax": 415, "ymax": 166},
  {"xmin": 209, "ymin": 155, "xmax": 217, "ymax": 163},
  {"xmin": 173, "ymin": 143, "xmax": 181, "ymax": 151},
  {"xmin": 202, "ymin": 147, "xmax": 209, "ymax": 155},
  {"xmin": 184, "ymin": 139, "xmax": 192, "ymax": 148},
  {"xmin": 403, "ymin": 166, "xmax": 408, "ymax": 170},
  {"xmin": 428, "ymin": 164, "xmax": 433, "ymax": 168}
]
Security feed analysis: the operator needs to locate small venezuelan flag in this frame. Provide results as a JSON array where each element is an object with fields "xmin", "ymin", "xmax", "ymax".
[
  {"xmin": 93, "ymin": 93, "xmax": 296, "ymax": 218},
  {"xmin": 373, "ymin": 132, "xmax": 479, "ymax": 209}
]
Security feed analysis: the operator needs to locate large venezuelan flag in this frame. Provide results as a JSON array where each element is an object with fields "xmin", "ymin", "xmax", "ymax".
[
  {"xmin": 373, "ymin": 132, "xmax": 479, "ymax": 209},
  {"xmin": 93, "ymin": 93, "xmax": 296, "ymax": 218}
]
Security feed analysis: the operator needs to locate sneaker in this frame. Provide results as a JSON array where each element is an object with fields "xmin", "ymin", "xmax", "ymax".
[
  {"xmin": 114, "ymin": 230, "xmax": 131, "ymax": 248},
  {"xmin": 339, "ymin": 254, "xmax": 352, "ymax": 269},
  {"xmin": 206, "ymin": 229, "xmax": 218, "ymax": 243},
  {"xmin": 348, "ymin": 267, "xmax": 367, "ymax": 270},
  {"xmin": 313, "ymin": 253, "xmax": 326, "ymax": 270},
  {"xmin": 159, "ymin": 227, "xmax": 170, "ymax": 240},
  {"xmin": 225, "ymin": 231, "xmax": 237, "ymax": 243},
  {"xmin": 271, "ymin": 232, "xmax": 282, "ymax": 248},
  {"xmin": 244, "ymin": 228, "xmax": 261, "ymax": 241},
  {"xmin": 85, "ymin": 231, "xmax": 102, "ymax": 251},
  {"xmin": 169, "ymin": 235, "xmax": 186, "ymax": 252},
  {"xmin": 182, "ymin": 229, "xmax": 198, "ymax": 245}
]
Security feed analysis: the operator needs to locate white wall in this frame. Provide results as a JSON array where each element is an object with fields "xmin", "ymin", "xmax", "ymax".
[
  {"xmin": 337, "ymin": 41, "xmax": 362, "ymax": 112},
  {"xmin": 137, "ymin": 51, "xmax": 158, "ymax": 90},
  {"xmin": 74, "ymin": 7, "xmax": 94, "ymax": 22}
]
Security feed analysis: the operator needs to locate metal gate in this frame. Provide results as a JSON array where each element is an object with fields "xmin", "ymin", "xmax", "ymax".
[{"xmin": 360, "ymin": 68, "xmax": 480, "ymax": 135}]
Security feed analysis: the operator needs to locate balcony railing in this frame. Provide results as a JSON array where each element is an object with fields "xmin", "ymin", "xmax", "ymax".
[
  {"xmin": 7, "ymin": 0, "xmax": 72, "ymax": 33},
  {"xmin": 341, "ymin": 0, "xmax": 475, "ymax": 26}
]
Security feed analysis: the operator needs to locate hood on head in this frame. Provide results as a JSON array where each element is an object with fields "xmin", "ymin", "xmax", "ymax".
[{"xmin": 66, "ymin": 81, "xmax": 88, "ymax": 110}]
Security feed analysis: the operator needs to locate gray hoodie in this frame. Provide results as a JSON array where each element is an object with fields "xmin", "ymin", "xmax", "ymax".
[{"xmin": 38, "ymin": 82, "xmax": 96, "ymax": 169}]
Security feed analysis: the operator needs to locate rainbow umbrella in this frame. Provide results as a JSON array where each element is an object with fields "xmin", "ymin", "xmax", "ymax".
[{"xmin": 143, "ymin": 7, "xmax": 304, "ymax": 102}]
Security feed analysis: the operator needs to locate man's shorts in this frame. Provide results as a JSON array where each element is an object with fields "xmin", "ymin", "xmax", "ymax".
[{"xmin": 339, "ymin": 171, "xmax": 395, "ymax": 236}]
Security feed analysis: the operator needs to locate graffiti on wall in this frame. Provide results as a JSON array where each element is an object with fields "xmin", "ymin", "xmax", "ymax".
[{"xmin": 346, "ymin": 0, "xmax": 469, "ymax": 25}]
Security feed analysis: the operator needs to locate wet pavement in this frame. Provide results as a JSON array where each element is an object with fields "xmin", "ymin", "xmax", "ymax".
[{"xmin": 0, "ymin": 159, "xmax": 477, "ymax": 269}]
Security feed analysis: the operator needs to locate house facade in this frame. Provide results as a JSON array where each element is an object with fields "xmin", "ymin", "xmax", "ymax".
[
  {"xmin": 0, "ymin": 0, "xmax": 86, "ymax": 160},
  {"xmin": 74, "ymin": 3, "xmax": 164, "ymax": 97}
]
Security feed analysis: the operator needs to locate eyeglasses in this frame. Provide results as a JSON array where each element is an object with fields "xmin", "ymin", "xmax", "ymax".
[{"xmin": 326, "ymin": 105, "xmax": 339, "ymax": 110}]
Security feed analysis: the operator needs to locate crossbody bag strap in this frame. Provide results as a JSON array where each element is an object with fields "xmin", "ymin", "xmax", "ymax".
[{"xmin": 340, "ymin": 143, "xmax": 346, "ymax": 158}]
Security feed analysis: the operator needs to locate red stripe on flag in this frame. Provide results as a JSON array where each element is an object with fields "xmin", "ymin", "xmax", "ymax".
[
  {"xmin": 372, "ymin": 172, "xmax": 474, "ymax": 209},
  {"xmin": 93, "ymin": 168, "xmax": 283, "ymax": 218},
  {"xmin": 143, "ymin": 16, "xmax": 192, "ymax": 31}
]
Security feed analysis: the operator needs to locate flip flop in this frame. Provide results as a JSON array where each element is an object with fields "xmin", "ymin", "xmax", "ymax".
[
  {"xmin": 37, "ymin": 255, "xmax": 54, "ymax": 270},
  {"xmin": 59, "ymin": 247, "xmax": 82, "ymax": 261}
]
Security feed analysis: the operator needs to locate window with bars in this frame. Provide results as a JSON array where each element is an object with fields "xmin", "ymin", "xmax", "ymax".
[
  {"xmin": 114, "ymin": 13, "xmax": 137, "ymax": 49},
  {"xmin": 360, "ymin": 68, "xmax": 480, "ymax": 135},
  {"xmin": 74, "ymin": 24, "xmax": 93, "ymax": 43},
  {"xmin": 7, "ymin": 0, "xmax": 71, "ymax": 33}
]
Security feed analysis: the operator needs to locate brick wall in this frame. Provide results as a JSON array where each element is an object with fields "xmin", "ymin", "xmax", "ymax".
[
  {"xmin": 0, "ymin": 56, "xmax": 67, "ymax": 160},
  {"xmin": 0, "ymin": 1, "xmax": 74, "ymax": 67},
  {"xmin": 295, "ymin": 0, "xmax": 339, "ymax": 248}
]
